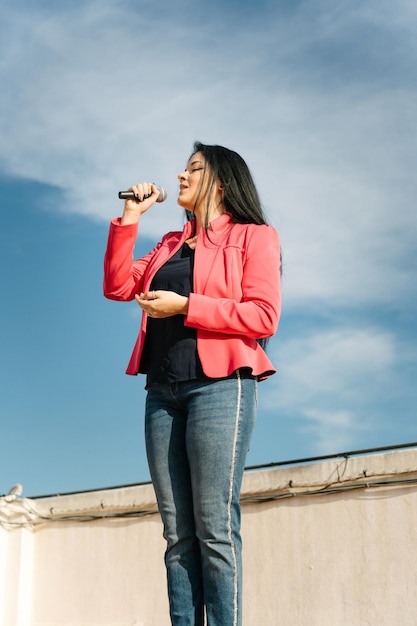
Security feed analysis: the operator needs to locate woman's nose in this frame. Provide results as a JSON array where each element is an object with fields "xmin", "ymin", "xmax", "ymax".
[{"xmin": 178, "ymin": 170, "xmax": 187, "ymax": 181}]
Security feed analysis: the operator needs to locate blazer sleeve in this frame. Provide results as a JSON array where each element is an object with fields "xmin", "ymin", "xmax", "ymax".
[
  {"xmin": 103, "ymin": 218, "xmax": 162, "ymax": 301},
  {"xmin": 185, "ymin": 225, "xmax": 281, "ymax": 338}
]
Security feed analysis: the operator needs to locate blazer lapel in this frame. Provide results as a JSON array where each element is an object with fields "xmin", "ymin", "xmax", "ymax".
[{"xmin": 193, "ymin": 213, "xmax": 235, "ymax": 295}]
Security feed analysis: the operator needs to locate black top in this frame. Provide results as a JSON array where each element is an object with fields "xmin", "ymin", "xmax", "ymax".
[{"xmin": 140, "ymin": 243, "xmax": 206, "ymax": 387}]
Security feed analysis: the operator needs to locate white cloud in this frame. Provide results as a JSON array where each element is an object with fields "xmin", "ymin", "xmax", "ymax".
[
  {"xmin": 1, "ymin": 0, "xmax": 416, "ymax": 313},
  {"xmin": 268, "ymin": 326, "xmax": 397, "ymax": 407},
  {"xmin": 261, "ymin": 326, "xmax": 399, "ymax": 453},
  {"xmin": 300, "ymin": 409, "xmax": 362, "ymax": 454}
]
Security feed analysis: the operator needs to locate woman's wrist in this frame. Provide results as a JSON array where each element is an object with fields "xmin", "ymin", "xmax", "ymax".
[
  {"xmin": 180, "ymin": 296, "xmax": 189, "ymax": 315},
  {"xmin": 120, "ymin": 210, "xmax": 140, "ymax": 226}
]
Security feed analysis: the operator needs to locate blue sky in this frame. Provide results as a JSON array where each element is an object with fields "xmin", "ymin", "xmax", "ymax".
[{"xmin": 1, "ymin": 0, "xmax": 416, "ymax": 497}]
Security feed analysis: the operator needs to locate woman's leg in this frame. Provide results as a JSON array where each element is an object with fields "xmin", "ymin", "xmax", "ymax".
[
  {"xmin": 145, "ymin": 373, "xmax": 257, "ymax": 626},
  {"xmin": 145, "ymin": 385, "xmax": 205, "ymax": 626},
  {"xmin": 184, "ymin": 373, "xmax": 257, "ymax": 626}
]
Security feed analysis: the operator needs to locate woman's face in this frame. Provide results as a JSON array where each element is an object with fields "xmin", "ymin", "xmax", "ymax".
[{"xmin": 177, "ymin": 151, "xmax": 208, "ymax": 213}]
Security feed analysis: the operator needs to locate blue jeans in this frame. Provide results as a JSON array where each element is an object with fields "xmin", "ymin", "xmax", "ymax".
[{"xmin": 145, "ymin": 371, "xmax": 257, "ymax": 626}]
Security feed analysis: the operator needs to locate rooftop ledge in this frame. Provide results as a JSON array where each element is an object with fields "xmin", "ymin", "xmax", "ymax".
[{"xmin": 2, "ymin": 444, "xmax": 417, "ymax": 530}]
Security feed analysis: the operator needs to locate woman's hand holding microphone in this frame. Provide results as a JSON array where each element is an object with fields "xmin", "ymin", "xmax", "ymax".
[{"xmin": 121, "ymin": 182, "xmax": 161, "ymax": 225}]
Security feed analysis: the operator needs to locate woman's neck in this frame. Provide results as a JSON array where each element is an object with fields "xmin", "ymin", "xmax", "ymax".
[{"xmin": 194, "ymin": 205, "xmax": 225, "ymax": 233}]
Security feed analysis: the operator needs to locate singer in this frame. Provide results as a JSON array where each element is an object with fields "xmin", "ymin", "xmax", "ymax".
[{"xmin": 103, "ymin": 142, "xmax": 281, "ymax": 626}]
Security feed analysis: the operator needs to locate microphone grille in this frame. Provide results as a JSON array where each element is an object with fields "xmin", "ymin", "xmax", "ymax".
[{"xmin": 157, "ymin": 187, "xmax": 167, "ymax": 203}]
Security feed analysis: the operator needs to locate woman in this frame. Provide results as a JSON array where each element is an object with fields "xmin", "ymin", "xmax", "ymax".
[{"xmin": 103, "ymin": 142, "xmax": 281, "ymax": 626}]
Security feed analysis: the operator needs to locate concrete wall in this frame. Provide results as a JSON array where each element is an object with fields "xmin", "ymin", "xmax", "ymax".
[{"xmin": 1, "ymin": 448, "xmax": 416, "ymax": 626}]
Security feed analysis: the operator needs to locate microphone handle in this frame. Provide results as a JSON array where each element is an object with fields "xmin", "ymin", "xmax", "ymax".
[{"xmin": 118, "ymin": 186, "xmax": 167, "ymax": 203}]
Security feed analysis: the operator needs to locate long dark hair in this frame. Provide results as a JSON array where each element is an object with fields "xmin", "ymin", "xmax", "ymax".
[
  {"xmin": 189, "ymin": 141, "xmax": 268, "ymax": 226},
  {"xmin": 188, "ymin": 142, "xmax": 279, "ymax": 350}
]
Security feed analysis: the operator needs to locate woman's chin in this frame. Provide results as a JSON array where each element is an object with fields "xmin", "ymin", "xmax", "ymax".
[{"xmin": 177, "ymin": 196, "xmax": 193, "ymax": 211}]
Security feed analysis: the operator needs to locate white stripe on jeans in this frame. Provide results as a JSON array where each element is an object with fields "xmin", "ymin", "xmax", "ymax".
[{"xmin": 227, "ymin": 369, "xmax": 242, "ymax": 626}]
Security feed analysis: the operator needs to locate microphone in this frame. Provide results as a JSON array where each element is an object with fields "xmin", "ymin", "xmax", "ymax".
[{"xmin": 118, "ymin": 186, "xmax": 167, "ymax": 203}]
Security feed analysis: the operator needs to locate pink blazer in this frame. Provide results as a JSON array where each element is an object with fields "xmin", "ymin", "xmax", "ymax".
[{"xmin": 103, "ymin": 212, "xmax": 281, "ymax": 379}]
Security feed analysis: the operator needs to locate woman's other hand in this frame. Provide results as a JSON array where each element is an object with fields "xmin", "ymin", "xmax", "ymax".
[{"xmin": 135, "ymin": 290, "xmax": 189, "ymax": 318}]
